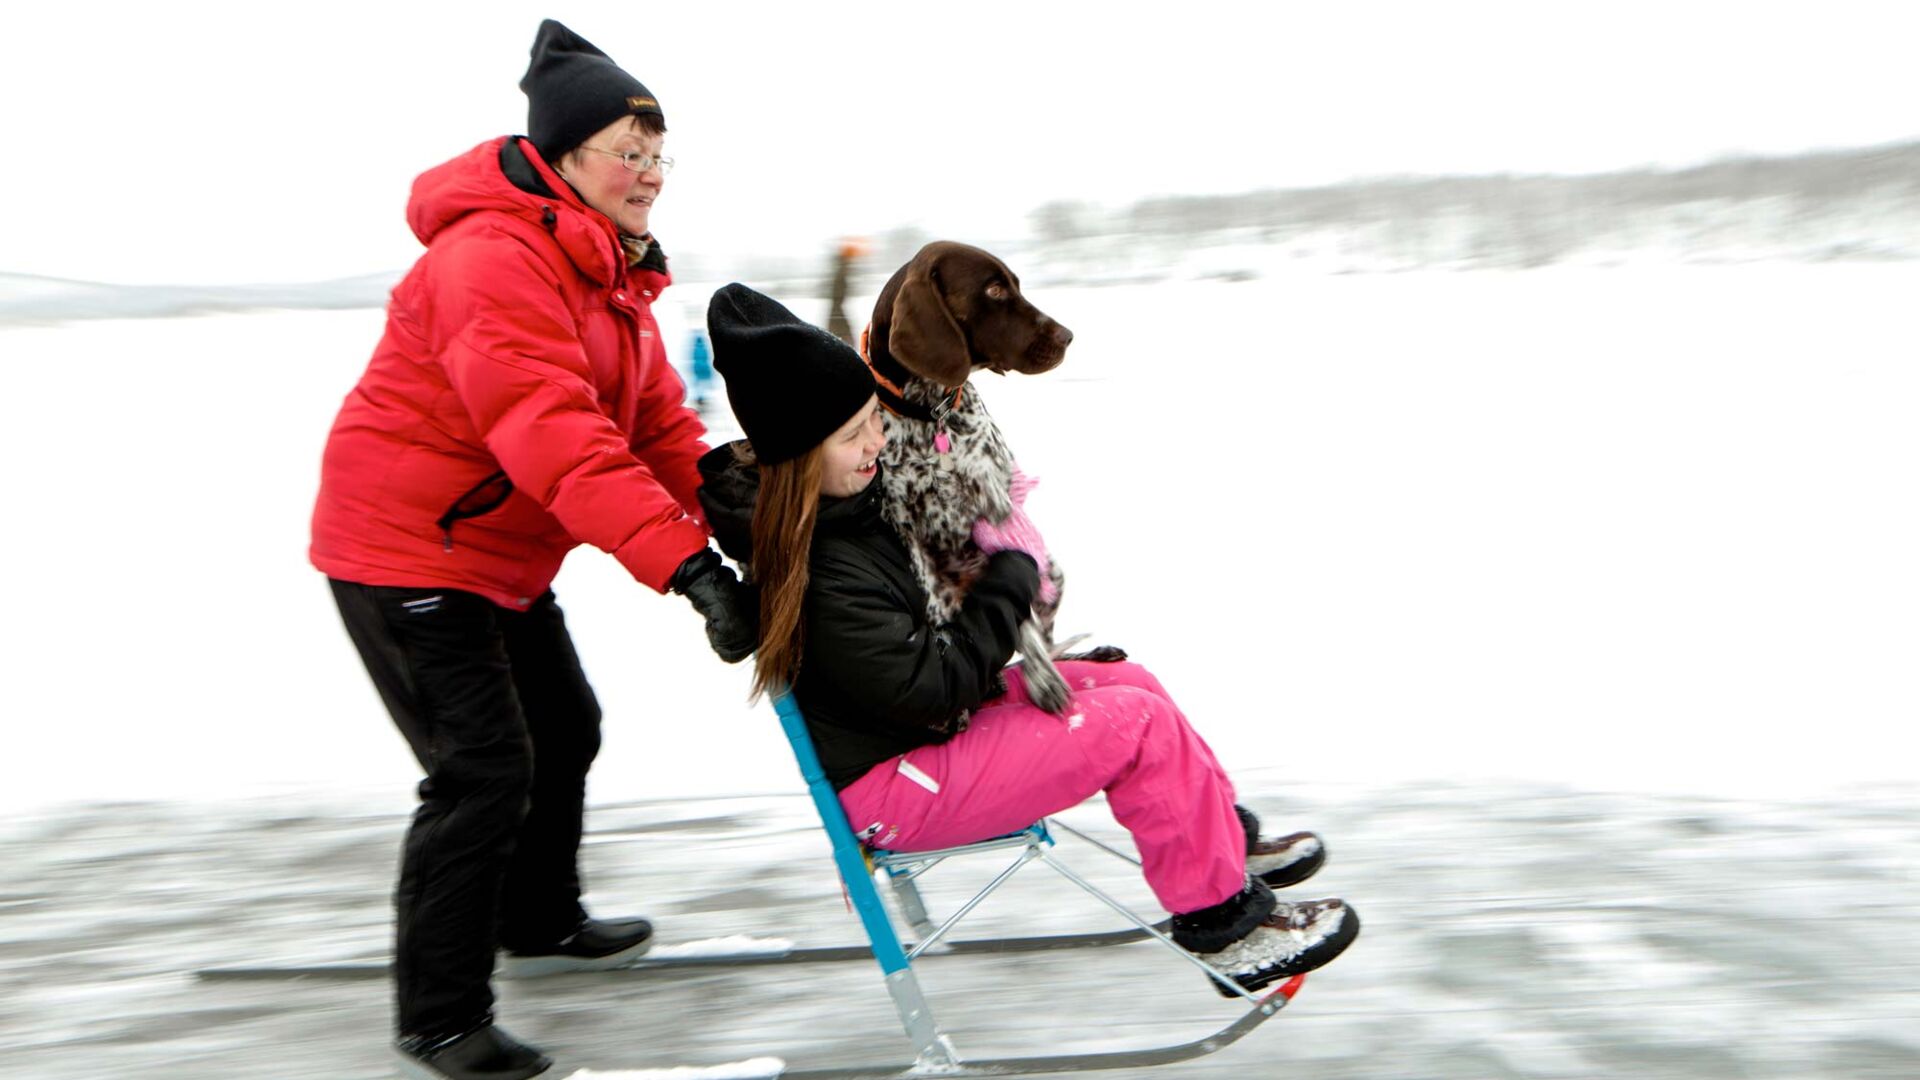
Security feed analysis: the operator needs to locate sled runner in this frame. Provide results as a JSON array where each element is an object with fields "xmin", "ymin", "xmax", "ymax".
[{"xmin": 193, "ymin": 919, "xmax": 1162, "ymax": 982}]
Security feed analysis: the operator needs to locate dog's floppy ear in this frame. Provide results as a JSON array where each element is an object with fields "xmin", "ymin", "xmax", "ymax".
[{"xmin": 888, "ymin": 257, "xmax": 973, "ymax": 388}]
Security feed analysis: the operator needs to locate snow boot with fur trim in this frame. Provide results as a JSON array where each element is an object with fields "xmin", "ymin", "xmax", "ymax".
[{"xmin": 1192, "ymin": 896, "xmax": 1360, "ymax": 998}]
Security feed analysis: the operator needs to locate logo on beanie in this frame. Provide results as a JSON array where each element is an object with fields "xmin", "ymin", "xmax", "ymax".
[{"xmin": 627, "ymin": 96, "xmax": 659, "ymax": 110}]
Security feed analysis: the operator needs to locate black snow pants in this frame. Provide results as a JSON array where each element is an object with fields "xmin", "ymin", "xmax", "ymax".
[{"xmin": 329, "ymin": 580, "xmax": 603, "ymax": 1038}]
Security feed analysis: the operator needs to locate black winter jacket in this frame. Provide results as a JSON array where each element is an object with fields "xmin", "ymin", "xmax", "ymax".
[{"xmin": 697, "ymin": 443, "xmax": 1040, "ymax": 789}]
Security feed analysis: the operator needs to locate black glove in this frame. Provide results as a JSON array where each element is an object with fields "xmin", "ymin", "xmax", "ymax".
[{"xmin": 670, "ymin": 549, "xmax": 758, "ymax": 663}]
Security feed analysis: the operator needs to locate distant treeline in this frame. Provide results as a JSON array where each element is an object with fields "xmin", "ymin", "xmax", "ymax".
[
  {"xmin": 0, "ymin": 272, "xmax": 398, "ymax": 326},
  {"xmin": 1023, "ymin": 140, "xmax": 1920, "ymax": 276},
  {"xmin": 11, "ymin": 142, "xmax": 1919, "ymax": 324}
]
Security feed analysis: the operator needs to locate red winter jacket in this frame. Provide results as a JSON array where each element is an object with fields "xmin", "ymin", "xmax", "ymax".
[{"xmin": 310, "ymin": 136, "xmax": 710, "ymax": 610}]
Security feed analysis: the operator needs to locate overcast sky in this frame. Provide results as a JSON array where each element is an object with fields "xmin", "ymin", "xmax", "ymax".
[{"xmin": 5, "ymin": 1, "xmax": 1918, "ymax": 285}]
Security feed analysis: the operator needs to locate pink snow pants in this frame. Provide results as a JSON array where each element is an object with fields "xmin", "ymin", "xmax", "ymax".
[{"xmin": 837, "ymin": 660, "xmax": 1247, "ymax": 915}]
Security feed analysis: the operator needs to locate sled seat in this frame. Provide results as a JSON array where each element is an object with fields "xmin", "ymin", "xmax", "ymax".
[
  {"xmin": 771, "ymin": 689, "xmax": 1300, "ymax": 1075},
  {"xmin": 867, "ymin": 820, "xmax": 1055, "ymax": 950}
]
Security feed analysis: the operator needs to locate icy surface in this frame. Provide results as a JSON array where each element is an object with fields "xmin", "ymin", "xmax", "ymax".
[
  {"xmin": 567, "ymin": 1058, "xmax": 785, "ymax": 1079},
  {"xmin": 0, "ymin": 787, "xmax": 1915, "ymax": 1078}
]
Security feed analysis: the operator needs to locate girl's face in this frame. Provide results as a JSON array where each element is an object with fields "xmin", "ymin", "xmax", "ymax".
[{"xmin": 820, "ymin": 396, "xmax": 886, "ymax": 498}]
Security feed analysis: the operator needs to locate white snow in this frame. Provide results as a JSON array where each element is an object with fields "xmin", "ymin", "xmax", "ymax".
[
  {"xmin": 1, "ymin": 263, "xmax": 1916, "ymax": 813},
  {"xmin": 643, "ymin": 936, "xmax": 792, "ymax": 959}
]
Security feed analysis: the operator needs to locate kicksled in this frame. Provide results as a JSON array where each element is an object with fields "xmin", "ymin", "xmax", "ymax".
[{"xmin": 200, "ymin": 691, "xmax": 1314, "ymax": 1076}]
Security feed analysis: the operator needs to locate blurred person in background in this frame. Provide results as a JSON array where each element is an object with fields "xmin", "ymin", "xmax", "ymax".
[
  {"xmin": 823, "ymin": 236, "xmax": 868, "ymax": 344},
  {"xmin": 309, "ymin": 20, "xmax": 754, "ymax": 1080},
  {"xmin": 684, "ymin": 320, "xmax": 717, "ymax": 414},
  {"xmin": 696, "ymin": 285, "xmax": 1359, "ymax": 1002}
]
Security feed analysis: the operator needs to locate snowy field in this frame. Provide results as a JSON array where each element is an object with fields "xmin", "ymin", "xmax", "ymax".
[
  {"xmin": 1, "ymin": 264, "xmax": 1917, "ymax": 1076},
  {"xmin": 1, "ymin": 785, "xmax": 1915, "ymax": 1078},
  {"xmin": 3, "ymin": 263, "xmax": 1915, "ymax": 809}
]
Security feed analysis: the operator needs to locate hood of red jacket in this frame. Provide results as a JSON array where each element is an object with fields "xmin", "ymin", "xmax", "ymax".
[{"xmin": 405, "ymin": 135, "xmax": 629, "ymax": 287}]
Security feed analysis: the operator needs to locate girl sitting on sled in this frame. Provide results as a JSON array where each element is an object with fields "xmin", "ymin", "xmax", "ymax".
[{"xmin": 695, "ymin": 284, "xmax": 1360, "ymax": 995}]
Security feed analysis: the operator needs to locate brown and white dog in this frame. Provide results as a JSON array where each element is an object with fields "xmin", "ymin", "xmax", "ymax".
[{"xmin": 862, "ymin": 240, "xmax": 1081, "ymax": 714}]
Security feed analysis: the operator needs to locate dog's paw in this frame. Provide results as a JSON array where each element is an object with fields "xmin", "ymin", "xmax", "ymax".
[
  {"xmin": 1057, "ymin": 645, "xmax": 1129, "ymax": 664},
  {"xmin": 1047, "ymin": 632, "xmax": 1090, "ymax": 656},
  {"xmin": 1022, "ymin": 658, "xmax": 1073, "ymax": 715}
]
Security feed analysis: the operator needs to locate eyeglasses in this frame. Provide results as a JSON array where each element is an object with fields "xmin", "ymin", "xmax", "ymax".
[{"xmin": 580, "ymin": 146, "xmax": 676, "ymax": 175}]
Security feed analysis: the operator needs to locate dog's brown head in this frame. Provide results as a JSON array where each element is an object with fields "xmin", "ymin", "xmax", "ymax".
[{"xmin": 870, "ymin": 241, "xmax": 1073, "ymax": 389}]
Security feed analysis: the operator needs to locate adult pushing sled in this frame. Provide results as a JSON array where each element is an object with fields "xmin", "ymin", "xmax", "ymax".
[{"xmin": 237, "ymin": 286, "xmax": 1364, "ymax": 1076}]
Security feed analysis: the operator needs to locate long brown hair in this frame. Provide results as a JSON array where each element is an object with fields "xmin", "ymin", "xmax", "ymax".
[{"xmin": 747, "ymin": 442, "xmax": 826, "ymax": 702}]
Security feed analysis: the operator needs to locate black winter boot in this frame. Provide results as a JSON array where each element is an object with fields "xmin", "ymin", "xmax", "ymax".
[
  {"xmin": 1236, "ymin": 804, "xmax": 1261, "ymax": 852},
  {"xmin": 500, "ymin": 916, "xmax": 654, "ymax": 977},
  {"xmin": 1237, "ymin": 805, "xmax": 1327, "ymax": 889},
  {"xmin": 395, "ymin": 1022, "xmax": 550, "ymax": 1080}
]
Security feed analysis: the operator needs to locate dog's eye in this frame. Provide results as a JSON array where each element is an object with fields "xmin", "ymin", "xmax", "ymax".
[{"xmin": 985, "ymin": 283, "xmax": 1009, "ymax": 301}]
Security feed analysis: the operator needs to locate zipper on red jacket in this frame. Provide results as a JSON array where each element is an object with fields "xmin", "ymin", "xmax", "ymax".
[{"xmin": 435, "ymin": 470, "xmax": 514, "ymax": 552}]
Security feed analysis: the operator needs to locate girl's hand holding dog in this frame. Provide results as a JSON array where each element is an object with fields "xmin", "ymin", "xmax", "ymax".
[{"xmin": 971, "ymin": 506, "xmax": 1059, "ymax": 605}]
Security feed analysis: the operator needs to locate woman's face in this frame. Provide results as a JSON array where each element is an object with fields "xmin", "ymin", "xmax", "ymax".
[
  {"xmin": 820, "ymin": 396, "xmax": 886, "ymax": 498},
  {"xmin": 558, "ymin": 117, "xmax": 665, "ymax": 237}
]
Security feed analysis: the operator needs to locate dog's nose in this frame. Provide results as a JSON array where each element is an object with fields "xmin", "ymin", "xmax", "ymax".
[{"xmin": 1049, "ymin": 322, "xmax": 1073, "ymax": 349}]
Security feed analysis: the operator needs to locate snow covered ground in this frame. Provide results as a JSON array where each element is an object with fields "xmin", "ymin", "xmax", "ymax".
[
  {"xmin": 1, "ymin": 264, "xmax": 1916, "ymax": 1076},
  {"xmin": 1, "ymin": 785, "xmax": 1914, "ymax": 1078},
  {"xmin": 2, "ymin": 263, "xmax": 1914, "ymax": 810}
]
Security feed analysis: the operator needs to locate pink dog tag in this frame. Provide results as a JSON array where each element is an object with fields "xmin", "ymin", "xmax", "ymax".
[{"xmin": 934, "ymin": 429, "xmax": 952, "ymax": 454}]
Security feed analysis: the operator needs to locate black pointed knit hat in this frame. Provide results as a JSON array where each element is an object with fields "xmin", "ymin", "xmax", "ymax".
[
  {"xmin": 520, "ymin": 19, "xmax": 664, "ymax": 164},
  {"xmin": 708, "ymin": 284, "xmax": 878, "ymax": 465}
]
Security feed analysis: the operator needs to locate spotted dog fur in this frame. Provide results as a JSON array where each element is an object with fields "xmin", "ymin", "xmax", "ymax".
[
  {"xmin": 865, "ymin": 242, "xmax": 1077, "ymax": 714},
  {"xmin": 875, "ymin": 378, "xmax": 1035, "ymax": 621}
]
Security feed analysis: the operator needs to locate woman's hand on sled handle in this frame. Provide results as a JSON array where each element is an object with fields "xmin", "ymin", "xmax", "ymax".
[{"xmin": 670, "ymin": 548, "xmax": 758, "ymax": 663}]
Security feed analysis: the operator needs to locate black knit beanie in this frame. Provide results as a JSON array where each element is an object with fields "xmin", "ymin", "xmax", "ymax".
[
  {"xmin": 708, "ymin": 284, "xmax": 878, "ymax": 465},
  {"xmin": 520, "ymin": 20, "xmax": 664, "ymax": 165}
]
